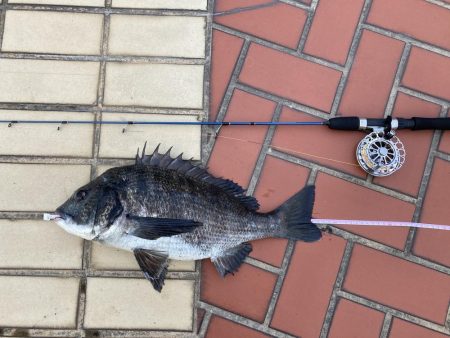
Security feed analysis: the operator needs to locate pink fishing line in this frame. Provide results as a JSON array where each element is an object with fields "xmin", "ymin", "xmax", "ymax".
[{"xmin": 312, "ymin": 219, "xmax": 450, "ymax": 231}]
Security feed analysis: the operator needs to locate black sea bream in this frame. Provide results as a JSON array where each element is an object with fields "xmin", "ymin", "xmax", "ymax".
[{"xmin": 55, "ymin": 145, "xmax": 322, "ymax": 291}]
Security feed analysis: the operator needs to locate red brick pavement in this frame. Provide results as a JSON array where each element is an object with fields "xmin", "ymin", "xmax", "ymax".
[{"xmin": 200, "ymin": 1, "xmax": 450, "ymax": 337}]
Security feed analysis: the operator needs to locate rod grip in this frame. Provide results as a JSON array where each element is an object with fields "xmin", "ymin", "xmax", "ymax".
[
  {"xmin": 327, "ymin": 117, "xmax": 361, "ymax": 131},
  {"xmin": 411, "ymin": 117, "xmax": 450, "ymax": 130}
]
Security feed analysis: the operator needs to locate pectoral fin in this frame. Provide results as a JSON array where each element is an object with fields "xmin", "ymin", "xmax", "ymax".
[
  {"xmin": 134, "ymin": 249, "xmax": 169, "ymax": 292},
  {"xmin": 127, "ymin": 215, "xmax": 202, "ymax": 240},
  {"xmin": 211, "ymin": 242, "xmax": 253, "ymax": 277}
]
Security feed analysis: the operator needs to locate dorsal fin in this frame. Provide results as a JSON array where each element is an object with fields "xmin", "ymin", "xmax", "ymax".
[{"xmin": 135, "ymin": 143, "xmax": 260, "ymax": 211}]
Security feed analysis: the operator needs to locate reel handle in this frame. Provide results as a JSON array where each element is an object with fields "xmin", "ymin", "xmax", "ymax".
[{"xmin": 327, "ymin": 117, "xmax": 450, "ymax": 131}]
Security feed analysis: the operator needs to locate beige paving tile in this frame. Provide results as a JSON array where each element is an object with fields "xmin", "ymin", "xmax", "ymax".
[
  {"xmin": 109, "ymin": 15, "xmax": 205, "ymax": 58},
  {"xmin": 2, "ymin": 11, "xmax": 103, "ymax": 55},
  {"xmin": 10, "ymin": 0, "xmax": 104, "ymax": 6},
  {"xmin": 0, "ymin": 59, "xmax": 99, "ymax": 104},
  {"xmin": 104, "ymin": 63, "xmax": 204, "ymax": 108},
  {"xmin": 112, "ymin": 0, "xmax": 207, "ymax": 10},
  {"xmin": 91, "ymin": 242, "xmax": 195, "ymax": 271},
  {"xmin": 0, "ymin": 164, "xmax": 91, "ymax": 211},
  {"xmin": 98, "ymin": 113, "xmax": 201, "ymax": 159},
  {"xmin": 0, "ymin": 110, "xmax": 94, "ymax": 157},
  {"xmin": 0, "ymin": 220, "xmax": 83, "ymax": 269},
  {"xmin": 0, "ymin": 276, "xmax": 79, "ymax": 328},
  {"xmin": 84, "ymin": 278, "xmax": 194, "ymax": 329}
]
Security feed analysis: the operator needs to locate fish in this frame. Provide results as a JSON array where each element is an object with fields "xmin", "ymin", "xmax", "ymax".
[{"xmin": 53, "ymin": 144, "xmax": 322, "ymax": 292}]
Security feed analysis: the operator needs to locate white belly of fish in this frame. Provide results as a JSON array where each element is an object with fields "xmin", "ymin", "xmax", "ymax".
[{"xmin": 97, "ymin": 218, "xmax": 211, "ymax": 260}]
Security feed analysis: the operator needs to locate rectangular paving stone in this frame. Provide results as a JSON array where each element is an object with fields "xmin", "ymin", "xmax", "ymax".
[
  {"xmin": 402, "ymin": 47, "xmax": 450, "ymax": 101},
  {"xmin": 98, "ymin": 113, "xmax": 201, "ymax": 160},
  {"xmin": 271, "ymin": 234, "xmax": 346, "ymax": 337},
  {"xmin": 413, "ymin": 158, "xmax": 450, "ymax": 267},
  {"xmin": 109, "ymin": 15, "xmax": 206, "ymax": 58},
  {"xmin": 112, "ymin": 0, "xmax": 207, "ymax": 9},
  {"xmin": 0, "ymin": 220, "xmax": 83, "ymax": 269},
  {"xmin": 368, "ymin": 0, "xmax": 450, "ymax": 50},
  {"xmin": 0, "ymin": 276, "xmax": 79, "ymax": 328},
  {"xmin": 339, "ymin": 30, "xmax": 404, "ymax": 117},
  {"xmin": 104, "ymin": 63, "xmax": 204, "ymax": 108},
  {"xmin": 201, "ymin": 261, "xmax": 277, "ymax": 322},
  {"xmin": 239, "ymin": 43, "xmax": 341, "ymax": 112},
  {"xmin": 90, "ymin": 242, "xmax": 195, "ymax": 271},
  {"xmin": 10, "ymin": 0, "xmax": 104, "ymax": 5},
  {"xmin": 304, "ymin": 0, "xmax": 364, "ymax": 65},
  {"xmin": 0, "ymin": 59, "xmax": 99, "ymax": 104},
  {"xmin": 0, "ymin": 163, "xmax": 91, "ymax": 211},
  {"xmin": 214, "ymin": 1, "xmax": 307, "ymax": 49},
  {"xmin": 315, "ymin": 172, "xmax": 414, "ymax": 250},
  {"xmin": 2, "ymin": 11, "xmax": 103, "ymax": 55},
  {"xmin": 0, "ymin": 110, "xmax": 94, "ymax": 157},
  {"xmin": 206, "ymin": 316, "xmax": 269, "ymax": 338},
  {"xmin": 343, "ymin": 245, "xmax": 450, "ymax": 324},
  {"xmin": 439, "ymin": 131, "xmax": 450, "ymax": 154},
  {"xmin": 210, "ymin": 30, "xmax": 244, "ymax": 121},
  {"xmin": 84, "ymin": 278, "xmax": 194, "ymax": 330},
  {"xmin": 389, "ymin": 318, "xmax": 450, "ymax": 338},
  {"xmin": 328, "ymin": 299, "xmax": 384, "ymax": 338}
]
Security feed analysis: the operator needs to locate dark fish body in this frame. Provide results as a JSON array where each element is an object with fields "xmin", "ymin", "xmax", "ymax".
[
  {"xmin": 92, "ymin": 164, "xmax": 277, "ymax": 259},
  {"xmin": 55, "ymin": 146, "xmax": 321, "ymax": 291}
]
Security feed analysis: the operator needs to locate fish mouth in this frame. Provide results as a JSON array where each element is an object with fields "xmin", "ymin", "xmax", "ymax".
[{"xmin": 54, "ymin": 209, "xmax": 69, "ymax": 222}]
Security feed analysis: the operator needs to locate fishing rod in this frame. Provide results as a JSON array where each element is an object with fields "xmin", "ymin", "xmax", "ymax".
[{"xmin": 2, "ymin": 116, "xmax": 450, "ymax": 177}]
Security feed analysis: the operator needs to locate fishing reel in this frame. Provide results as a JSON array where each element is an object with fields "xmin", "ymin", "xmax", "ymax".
[{"xmin": 327, "ymin": 116, "xmax": 450, "ymax": 177}]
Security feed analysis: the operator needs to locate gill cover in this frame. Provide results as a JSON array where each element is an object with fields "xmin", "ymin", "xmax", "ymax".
[{"xmin": 94, "ymin": 187, "xmax": 123, "ymax": 230}]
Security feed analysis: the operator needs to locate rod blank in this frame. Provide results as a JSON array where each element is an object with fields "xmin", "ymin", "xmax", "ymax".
[{"xmin": 0, "ymin": 120, "xmax": 326, "ymax": 126}]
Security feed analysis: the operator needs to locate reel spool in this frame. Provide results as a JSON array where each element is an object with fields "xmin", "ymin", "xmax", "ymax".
[{"xmin": 356, "ymin": 131, "xmax": 406, "ymax": 177}]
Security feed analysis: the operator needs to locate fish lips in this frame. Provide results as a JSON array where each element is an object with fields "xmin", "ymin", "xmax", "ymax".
[
  {"xmin": 53, "ymin": 210, "xmax": 64, "ymax": 220},
  {"xmin": 54, "ymin": 209, "xmax": 97, "ymax": 240},
  {"xmin": 54, "ymin": 208, "xmax": 70, "ymax": 221}
]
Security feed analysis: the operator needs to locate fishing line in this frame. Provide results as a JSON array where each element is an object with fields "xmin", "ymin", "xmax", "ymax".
[
  {"xmin": 311, "ymin": 219, "xmax": 450, "ymax": 231},
  {"xmin": 214, "ymin": 134, "xmax": 360, "ymax": 167}
]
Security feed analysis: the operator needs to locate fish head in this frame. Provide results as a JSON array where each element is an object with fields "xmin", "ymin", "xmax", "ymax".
[{"xmin": 55, "ymin": 177, "xmax": 124, "ymax": 240}]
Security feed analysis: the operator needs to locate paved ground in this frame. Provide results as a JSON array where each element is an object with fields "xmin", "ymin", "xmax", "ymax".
[
  {"xmin": 0, "ymin": 0, "xmax": 208, "ymax": 336},
  {"xmin": 0, "ymin": 1, "xmax": 449, "ymax": 337},
  {"xmin": 201, "ymin": 0, "xmax": 450, "ymax": 337}
]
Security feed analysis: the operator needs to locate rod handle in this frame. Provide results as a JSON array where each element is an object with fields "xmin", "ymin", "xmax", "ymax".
[
  {"xmin": 327, "ymin": 117, "xmax": 361, "ymax": 131},
  {"xmin": 408, "ymin": 117, "xmax": 450, "ymax": 130}
]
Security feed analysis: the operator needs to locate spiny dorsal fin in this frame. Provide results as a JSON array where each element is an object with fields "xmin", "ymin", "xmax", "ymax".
[{"xmin": 135, "ymin": 143, "xmax": 260, "ymax": 211}]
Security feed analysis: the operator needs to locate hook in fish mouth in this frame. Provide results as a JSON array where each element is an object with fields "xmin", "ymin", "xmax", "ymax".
[{"xmin": 43, "ymin": 212, "xmax": 65, "ymax": 221}]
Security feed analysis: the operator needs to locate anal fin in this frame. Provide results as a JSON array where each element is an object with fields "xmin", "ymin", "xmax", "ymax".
[
  {"xmin": 134, "ymin": 249, "xmax": 169, "ymax": 292},
  {"xmin": 211, "ymin": 242, "xmax": 253, "ymax": 277}
]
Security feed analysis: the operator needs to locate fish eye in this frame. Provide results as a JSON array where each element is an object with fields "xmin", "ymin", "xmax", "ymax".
[{"xmin": 76, "ymin": 190, "xmax": 88, "ymax": 201}]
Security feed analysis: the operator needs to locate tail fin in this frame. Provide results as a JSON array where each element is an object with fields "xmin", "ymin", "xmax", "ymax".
[{"xmin": 276, "ymin": 185, "xmax": 322, "ymax": 242}]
